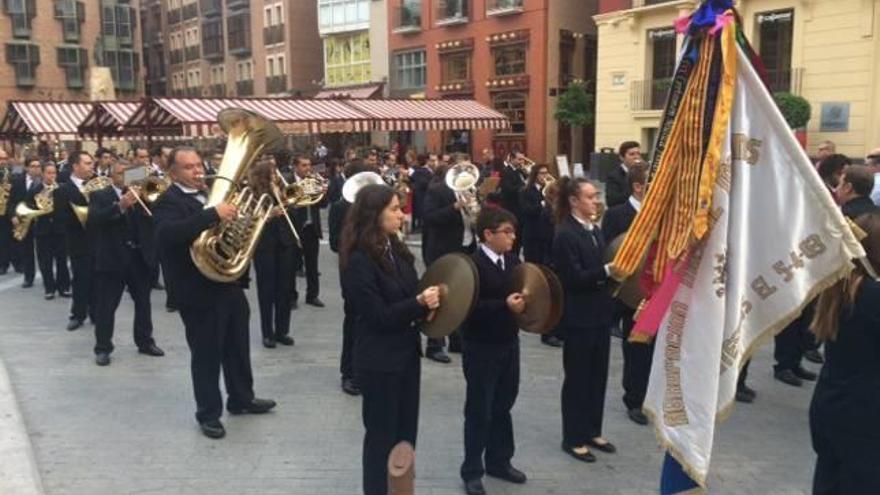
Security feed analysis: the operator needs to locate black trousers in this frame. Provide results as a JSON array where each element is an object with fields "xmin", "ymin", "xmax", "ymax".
[
  {"xmin": 293, "ymin": 225, "xmax": 320, "ymax": 301},
  {"xmin": 36, "ymin": 234, "xmax": 69, "ymax": 294},
  {"xmin": 178, "ymin": 290, "xmax": 255, "ymax": 423},
  {"xmin": 562, "ymin": 326, "xmax": 611, "ymax": 446},
  {"xmin": 737, "ymin": 360, "xmax": 751, "ymax": 389},
  {"xmin": 341, "ymin": 297, "xmax": 356, "ymax": 380},
  {"xmin": 69, "ymin": 254, "xmax": 94, "ymax": 322},
  {"xmin": 811, "ymin": 410, "xmax": 880, "ymax": 494},
  {"xmin": 0, "ymin": 216, "xmax": 12, "ymax": 271},
  {"xmin": 14, "ymin": 230, "xmax": 35, "ymax": 283},
  {"xmin": 254, "ymin": 243, "xmax": 294, "ymax": 340},
  {"xmin": 461, "ymin": 340, "xmax": 519, "ymax": 481},
  {"xmin": 358, "ymin": 357, "xmax": 420, "ymax": 495},
  {"xmin": 774, "ymin": 314, "xmax": 807, "ymax": 373},
  {"xmin": 620, "ymin": 309, "xmax": 654, "ymax": 410},
  {"xmin": 93, "ymin": 255, "xmax": 154, "ymax": 355}
]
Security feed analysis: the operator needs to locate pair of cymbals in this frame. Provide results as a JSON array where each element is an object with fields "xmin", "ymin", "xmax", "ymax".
[
  {"xmin": 509, "ymin": 263, "xmax": 564, "ymax": 334},
  {"xmin": 418, "ymin": 253, "xmax": 479, "ymax": 338}
]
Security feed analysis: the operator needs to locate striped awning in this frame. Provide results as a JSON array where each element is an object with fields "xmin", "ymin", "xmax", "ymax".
[
  {"xmin": 343, "ymin": 99, "xmax": 510, "ymax": 132},
  {"xmin": 0, "ymin": 101, "xmax": 93, "ymax": 140},
  {"xmin": 315, "ymin": 83, "xmax": 383, "ymax": 100},
  {"xmin": 124, "ymin": 97, "xmax": 373, "ymax": 137},
  {"xmin": 77, "ymin": 101, "xmax": 144, "ymax": 138}
]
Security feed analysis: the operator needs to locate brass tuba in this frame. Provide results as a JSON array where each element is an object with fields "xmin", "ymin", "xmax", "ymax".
[
  {"xmin": 445, "ymin": 162, "xmax": 481, "ymax": 226},
  {"xmin": 342, "ymin": 171, "xmax": 384, "ymax": 203},
  {"xmin": 71, "ymin": 175, "xmax": 113, "ymax": 227},
  {"xmin": 13, "ymin": 183, "xmax": 57, "ymax": 241},
  {"xmin": 190, "ymin": 108, "xmax": 283, "ymax": 283}
]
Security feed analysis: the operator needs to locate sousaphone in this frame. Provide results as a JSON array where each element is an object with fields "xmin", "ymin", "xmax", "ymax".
[
  {"xmin": 509, "ymin": 263, "xmax": 564, "ymax": 334},
  {"xmin": 418, "ymin": 253, "xmax": 479, "ymax": 338}
]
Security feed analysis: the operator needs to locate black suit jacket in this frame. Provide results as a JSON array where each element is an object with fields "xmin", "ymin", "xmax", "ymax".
[
  {"xmin": 153, "ymin": 185, "xmax": 241, "ymax": 309},
  {"xmin": 842, "ymin": 196, "xmax": 879, "ymax": 220},
  {"xmin": 519, "ymin": 185, "xmax": 554, "ymax": 242},
  {"xmin": 33, "ymin": 184, "xmax": 66, "ymax": 236},
  {"xmin": 56, "ymin": 181, "xmax": 90, "ymax": 257},
  {"xmin": 552, "ymin": 216, "xmax": 613, "ymax": 330},
  {"xmin": 327, "ymin": 173, "xmax": 344, "ymax": 204},
  {"xmin": 500, "ymin": 166, "xmax": 526, "ymax": 218},
  {"xmin": 343, "ymin": 249, "xmax": 427, "ymax": 372},
  {"xmin": 605, "ymin": 164, "xmax": 630, "ymax": 208},
  {"xmin": 463, "ymin": 248, "xmax": 521, "ymax": 346},
  {"xmin": 88, "ymin": 187, "xmax": 157, "ymax": 272},
  {"xmin": 422, "ymin": 182, "xmax": 466, "ymax": 265},
  {"xmin": 57, "ymin": 161, "xmax": 72, "ymax": 184},
  {"xmin": 601, "ymin": 200, "xmax": 638, "ymax": 244},
  {"xmin": 7, "ymin": 175, "xmax": 34, "ymax": 215},
  {"xmin": 257, "ymin": 213, "xmax": 298, "ymax": 252},
  {"xmin": 328, "ymin": 198, "xmax": 350, "ymax": 253},
  {"xmin": 410, "ymin": 166, "xmax": 433, "ymax": 216}
]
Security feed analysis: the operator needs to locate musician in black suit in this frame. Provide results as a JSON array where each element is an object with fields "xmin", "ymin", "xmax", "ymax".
[
  {"xmin": 340, "ymin": 184, "xmax": 439, "ymax": 495},
  {"xmin": 153, "ymin": 146, "xmax": 275, "ymax": 439},
  {"xmin": 519, "ymin": 164, "xmax": 555, "ymax": 266},
  {"xmin": 249, "ymin": 159, "xmax": 296, "ymax": 349},
  {"xmin": 460, "ymin": 207, "xmax": 527, "ymax": 495},
  {"xmin": 422, "ymin": 163, "xmax": 475, "ymax": 362},
  {"xmin": 500, "ymin": 153, "xmax": 527, "ymax": 255},
  {"xmin": 32, "ymin": 163, "xmax": 70, "ymax": 299},
  {"xmin": 56, "ymin": 151, "xmax": 96, "ymax": 331},
  {"xmin": 552, "ymin": 177, "xmax": 617, "ymax": 463},
  {"xmin": 837, "ymin": 165, "xmax": 879, "ymax": 219},
  {"xmin": 0, "ymin": 149, "xmax": 15, "ymax": 275},
  {"xmin": 409, "ymin": 155, "xmax": 433, "ymax": 232},
  {"xmin": 88, "ymin": 161, "xmax": 164, "ymax": 366},
  {"xmin": 605, "ymin": 141, "xmax": 641, "ymax": 208},
  {"xmin": 290, "ymin": 156, "xmax": 328, "ymax": 308},
  {"xmin": 9, "ymin": 157, "xmax": 43, "ymax": 288},
  {"xmin": 325, "ymin": 158, "xmax": 345, "ymax": 204},
  {"xmin": 601, "ymin": 163, "xmax": 653, "ymax": 425}
]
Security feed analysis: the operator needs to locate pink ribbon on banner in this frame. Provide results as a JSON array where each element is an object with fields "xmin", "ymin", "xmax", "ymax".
[
  {"xmin": 630, "ymin": 249, "xmax": 692, "ymax": 342},
  {"xmin": 709, "ymin": 10, "xmax": 735, "ymax": 35}
]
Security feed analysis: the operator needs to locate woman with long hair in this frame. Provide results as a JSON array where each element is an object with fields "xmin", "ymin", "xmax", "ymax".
[
  {"xmin": 249, "ymin": 158, "xmax": 296, "ymax": 348},
  {"xmin": 809, "ymin": 211, "xmax": 880, "ymax": 494},
  {"xmin": 340, "ymin": 184, "xmax": 440, "ymax": 495},
  {"xmin": 551, "ymin": 176, "xmax": 616, "ymax": 463}
]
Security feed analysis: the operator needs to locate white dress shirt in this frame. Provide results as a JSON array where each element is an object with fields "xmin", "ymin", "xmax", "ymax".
[
  {"xmin": 480, "ymin": 243, "xmax": 504, "ymax": 270},
  {"xmin": 175, "ymin": 183, "xmax": 206, "ymax": 205}
]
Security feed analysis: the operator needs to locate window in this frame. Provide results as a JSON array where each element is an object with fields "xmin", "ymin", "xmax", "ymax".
[
  {"xmin": 101, "ymin": 5, "xmax": 115, "ymax": 35},
  {"xmin": 559, "ymin": 38, "xmax": 574, "ymax": 85},
  {"xmin": 227, "ymin": 12, "xmax": 251, "ymax": 54},
  {"xmin": 318, "ymin": 0, "xmax": 369, "ymax": 30},
  {"xmin": 211, "ymin": 64, "xmax": 225, "ymax": 83},
  {"xmin": 4, "ymin": 0, "xmax": 36, "ymax": 37},
  {"xmin": 441, "ymin": 52, "xmax": 470, "ymax": 83},
  {"xmin": 53, "ymin": 0, "xmax": 85, "ymax": 42},
  {"xmin": 393, "ymin": 49, "xmax": 425, "ymax": 90},
  {"xmin": 493, "ymin": 92, "xmax": 526, "ymax": 134},
  {"xmin": 236, "ymin": 60, "xmax": 252, "ymax": 81},
  {"xmin": 5, "ymin": 42, "xmax": 39, "ymax": 86},
  {"xmin": 324, "ymin": 31, "xmax": 371, "ymax": 87},
  {"xmin": 493, "ymin": 44, "xmax": 526, "ymax": 76},
  {"xmin": 56, "ymin": 46, "xmax": 87, "ymax": 88},
  {"xmin": 115, "ymin": 6, "xmax": 133, "ymax": 41},
  {"xmin": 102, "ymin": 49, "xmax": 138, "ymax": 91},
  {"xmin": 757, "ymin": 9, "xmax": 794, "ymax": 92},
  {"xmin": 202, "ymin": 19, "xmax": 224, "ymax": 58},
  {"xmin": 647, "ymin": 27, "xmax": 676, "ymax": 109}
]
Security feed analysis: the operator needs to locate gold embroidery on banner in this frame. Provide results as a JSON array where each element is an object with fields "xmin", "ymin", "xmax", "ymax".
[
  {"xmin": 731, "ymin": 133, "xmax": 762, "ymax": 165},
  {"xmin": 712, "ymin": 250, "xmax": 728, "ymax": 298},
  {"xmin": 716, "ymin": 157, "xmax": 732, "ymax": 193},
  {"xmin": 663, "ymin": 301, "xmax": 690, "ymax": 427}
]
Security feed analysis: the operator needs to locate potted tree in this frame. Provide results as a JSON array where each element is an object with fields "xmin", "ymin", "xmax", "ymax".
[
  {"xmin": 773, "ymin": 92, "xmax": 811, "ymax": 149},
  {"xmin": 555, "ymin": 81, "xmax": 594, "ymax": 175}
]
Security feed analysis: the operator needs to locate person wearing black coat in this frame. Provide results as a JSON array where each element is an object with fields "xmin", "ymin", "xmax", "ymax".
[
  {"xmin": 409, "ymin": 160, "xmax": 432, "ymax": 232},
  {"xmin": 32, "ymin": 163, "xmax": 70, "ymax": 299},
  {"xmin": 153, "ymin": 147, "xmax": 275, "ymax": 440},
  {"xmin": 460, "ymin": 208, "xmax": 528, "ymax": 495},
  {"xmin": 552, "ymin": 177, "xmax": 616, "ymax": 463},
  {"xmin": 605, "ymin": 141, "xmax": 642, "ymax": 208},
  {"xmin": 339, "ymin": 184, "xmax": 439, "ymax": 495},
  {"xmin": 499, "ymin": 154, "xmax": 527, "ymax": 255},
  {"xmin": 837, "ymin": 165, "xmax": 879, "ymax": 220},
  {"xmin": 55, "ymin": 151, "xmax": 97, "ymax": 331},
  {"xmin": 8, "ymin": 158, "xmax": 43, "ymax": 287},
  {"xmin": 290, "ymin": 156, "xmax": 328, "ymax": 307},
  {"xmin": 809, "ymin": 212, "xmax": 880, "ymax": 494},
  {"xmin": 87, "ymin": 162, "xmax": 163, "ymax": 366},
  {"xmin": 519, "ymin": 164, "xmax": 554, "ymax": 265}
]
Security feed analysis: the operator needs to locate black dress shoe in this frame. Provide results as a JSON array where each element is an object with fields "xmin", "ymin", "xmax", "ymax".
[
  {"xmin": 263, "ymin": 337, "xmax": 276, "ymax": 349},
  {"xmin": 59, "ymin": 290, "xmax": 71, "ymax": 298},
  {"xmin": 737, "ymin": 383, "xmax": 757, "ymax": 402},
  {"xmin": 341, "ymin": 378, "xmax": 361, "ymax": 396},
  {"xmin": 735, "ymin": 388, "xmax": 755, "ymax": 403},
  {"xmin": 541, "ymin": 335, "xmax": 563, "ymax": 348},
  {"xmin": 44, "ymin": 293, "xmax": 55, "ymax": 300},
  {"xmin": 138, "ymin": 344, "xmax": 165, "ymax": 357},
  {"xmin": 804, "ymin": 349, "xmax": 824, "ymax": 364},
  {"xmin": 227, "ymin": 398, "xmax": 277, "ymax": 415},
  {"xmin": 463, "ymin": 479, "xmax": 486, "ymax": 495},
  {"xmin": 561, "ymin": 443, "xmax": 596, "ymax": 463},
  {"xmin": 793, "ymin": 365, "xmax": 817, "ymax": 382},
  {"xmin": 305, "ymin": 298, "xmax": 325, "ymax": 308},
  {"xmin": 627, "ymin": 408, "xmax": 649, "ymax": 425},
  {"xmin": 95, "ymin": 353, "xmax": 111, "ymax": 366},
  {"xmin": 275, "ymin": 335, "xmax": 295, "ymax": 346},
  {"xmin": 426, "ymin": 349, "xmax": 451, "ymax": 364},
  {"xmin": 774, "ymin": 369, "xmax": 803, "ymax": 387},
  {"xmin": 200, "ymin": 419, "xmax": 226, "ymax": 439},
  {"xmin": 586, "ymin": 438, "xmax": 617, "ymax": 454},
  {"xmin": 66, "ymin": 318, "xmax": 83, "ymax": 331},
  {"xmin": 487, "ymin": 465, "xmax": 527, "ymax": 484},
  {"xmin": 22, "ymin": 281, "xmax": 33, "ymax": 288}
]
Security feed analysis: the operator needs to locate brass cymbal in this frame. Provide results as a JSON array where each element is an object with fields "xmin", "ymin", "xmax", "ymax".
[
  {"xmin": 604, "ymin": 233, "xmax": 646, "ymax": 310},
  {"xmin": 418, "ymin": 253, "xmax": 479, "ymax": 338},
  {"xmin": 510, "ymin": 262, "xmax": 564, "ymax": 334}
]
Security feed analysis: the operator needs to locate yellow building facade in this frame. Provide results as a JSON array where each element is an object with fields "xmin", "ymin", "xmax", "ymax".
[{"xmin": 594, "ymin": 0, "xmax": 880, "ymax": 159}]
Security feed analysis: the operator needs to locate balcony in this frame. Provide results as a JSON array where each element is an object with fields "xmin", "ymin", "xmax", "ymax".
[
  {"xmin": 181, "ymin": 2, "xmax": 198, "ymax": 20},
  {"xmin": 185, "ymin": 45, "xmax": 201, "ymax": 61},
  {"xmin": 263, "ymin": 24, "xmax": 285, "ymax": 46},
  {"xmin": 236, "ymin": 79, "xmax": 254, "ymax": 96},
  {"xmin": 185, "ymin": 87, "xmax": 202, "ymax": 97},
  {"xmin": 226, "ymin": 0, "xmax": 248, "ymax": 10},
  {"xmin": 766, "ymin": 67, "xmax": 804, "ymax": 95},
  {"xmin": 436, "ymin": 80, "xmax": 474, "ymax": 95},
  {"xmin": 167, "ymin": 8, "xmax": 180, "ymax": 24},
  {"xmin": 486, "ymin": 0, "xmax": 523, "ymax": 16},
  {"xmin": 392, "ymin": 2, "xmax": 422, "ymax": 34},
  {"xmin": 208, "ymin": 83, "xmax": 226, "ymax": 96},
  {"xmin": 266, "ymin": 75, "xmax": 287, "ymax": 94},
  {"xmin": 200, "ymin": 0, "xmax": 221, "ymax": 17},
  {"xmin": 203, "ymin": 37, "xmax": 224, "ymax": 61},
  {"xmin": 630, "ymin": 78, "xmax": 671, "ymax": 111},
  {"xmin": 436, "ymin": 0, "xmax": 468, "ymax": 26},
  {"xmin": 169, "ymin": 49, "xmax": 184, "ymax": 65}
]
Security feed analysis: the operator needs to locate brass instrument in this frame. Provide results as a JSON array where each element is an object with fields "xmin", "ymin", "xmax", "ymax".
[
  {"xmin": 130, "ymin": 175, "xmax": 170, "ymax": 203},
  {"xmin": 445, "ymin": 162, "xmax": 481, "ymax": 226},
  {"xmin": 276, "ymin": 171, "xmax": 327, "ymax": 209},
  {"xmin": 190, "ymin": 108, "xmax": 283, "ymax": 283},
  {"xmin": 342, "ymin": 171, "xmax": 385, "ymax": 203},
  {"xmin": 0, "ymin": 168, "xmax": 11, "ymax": 215},
  {"xmin": 71, "ymin": 176, "xmax": 113, "ymax": 227},
  {"xmin": 541, "ymin": 176, "xmax": 556, "ymax": 198},
  {"xmin": 520, "ymin": 155, "xmax": 536, "ymax": 174},
  {"xmin": 13, "ymin": 183, "xmax": 57, "ymax": 241}
]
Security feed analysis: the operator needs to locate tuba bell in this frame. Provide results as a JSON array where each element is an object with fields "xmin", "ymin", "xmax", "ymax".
[
  {"xmin": 189, "ymin": 108, "xmax": 283, "ymax": 283},
  {"xmin": 342, "ymin": 171, "xmax": 385, "ymax": 203},
  {"xmin": 445, "ymin": 162, "xmax": 481, "ymax": 226},
  {"xmin": 13, "ymin": 183, "xmax": 57, "ymax": 241},
  {"xmin": 71, "ymin": 175, "xmax": 113, "ymax": 227}
]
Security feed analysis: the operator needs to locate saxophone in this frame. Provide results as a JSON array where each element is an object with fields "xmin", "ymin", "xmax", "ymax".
[
  {"xmin": 0, "ymin": 169, "xmax": 11, "ymax": 216},
  {"xmin": 13, "ymin": 183, "xmax": 57, "ymax": 241},
  {"xmin": 190, "ymin": 108, "xmax": 283, "ymax": 283}
]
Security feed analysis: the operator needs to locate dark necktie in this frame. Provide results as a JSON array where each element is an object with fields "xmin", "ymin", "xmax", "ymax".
[{"xmin": 496, "ymin": 257, "xmax": 504, "ymax": 271}]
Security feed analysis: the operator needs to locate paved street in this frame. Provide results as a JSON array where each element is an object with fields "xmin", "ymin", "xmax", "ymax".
[{"xmin": 0, "ymin": 243, "xmax": 816, "ymax": 495}]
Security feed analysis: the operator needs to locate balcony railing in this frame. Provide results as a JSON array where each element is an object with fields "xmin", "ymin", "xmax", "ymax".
[
  {"xmin": 766, "ymin": 67, "xmax": 804, "ymax": 95},
  {"xmin": 226, "ymin": 0, "xmax": 248, "ymax": 10},
  {"xmin": 266, "ymin": 75, "xmax": 287, "ymax": 94},
  {"xmin": 185, "ymin": 87, "xmax": 202, "ymax": 97},
  {"xmin": 169, "ymin": 49, "xmax": 184, "ymax": 65},
  {"xmin": 486, "ymin": 0, "xmax": 523, "ymax": 16},
  {"xmin": 200, "ymin": 0, "xmax": 221, "ymax": 16},
  {"xmin": 236, "ymin": 79, "xmax": 254, "ymax": 96},
  {"xmin": 392, "ymin": 2, "xmax": 422, "ymax": 34},
  {"xmin": 208, "ymin": 83, "xmax": 226, "ymax": 96},
  {"xmin": 631, "ymin": 78, "xmax": 671, "ymax": 111},
  {"xmin": 182, "ymin": 2, "xmax": 198, "ymax": 20},
  {"xmin": 185, "ymin": 45, "xmax": 201, "ymax": 61},
  {"xmin": 263, "ymin": 24, "xmax": 285, "ymax": 46},
  {"xmin": 203, "ymin": 37, "xmax": 224, "ymax": 60},
  {"xmin": 167, "ymin": 8, "xmax": 180, "ymax": 24},
  {"xmin": 436, "ymin": 0, "xmax": 468, "ymax": 26}
]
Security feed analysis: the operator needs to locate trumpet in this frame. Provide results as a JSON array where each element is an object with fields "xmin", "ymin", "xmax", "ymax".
[{"xmin": 13, "ymin": 183, "xmax": 57, "ymax": 241}]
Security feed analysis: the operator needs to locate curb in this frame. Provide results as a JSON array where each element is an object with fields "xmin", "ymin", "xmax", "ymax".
[{"xmin": 0, "ymin": 359, "xmax": 45, "ymax": 495}]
